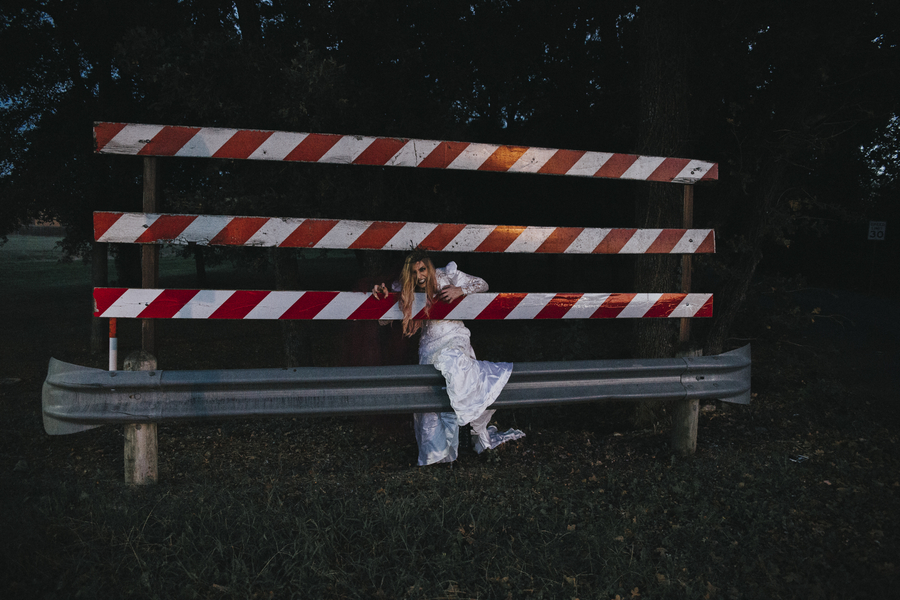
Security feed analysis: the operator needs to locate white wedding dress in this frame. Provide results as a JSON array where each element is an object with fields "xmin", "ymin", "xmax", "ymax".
[{"xmin": 406, "ymin": 262, "xmax": 525, "ymax": 466}]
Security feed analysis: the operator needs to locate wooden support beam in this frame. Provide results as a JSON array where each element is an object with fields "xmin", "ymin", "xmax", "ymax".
[{"xmin": 141, "ymin": 157, "xmax": 159, "ymax": 355}]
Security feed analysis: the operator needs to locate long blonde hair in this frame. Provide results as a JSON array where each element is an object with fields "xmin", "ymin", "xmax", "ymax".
[{"xmin": 399, "ymin": 251, "xmax": 435, "ymax": 337}]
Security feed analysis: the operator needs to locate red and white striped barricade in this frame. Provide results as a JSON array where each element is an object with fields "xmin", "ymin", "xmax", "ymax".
[
  {"xmin": 93, "ymin": 288, "xmax": 713, "ymax": 321},
  {"xmin": 94, "ymin": 211, "xmax": 715, "ymax": 254},
  {"xmin": 94, "ymin": 122, "xmax": 718, "ymax": 184}
]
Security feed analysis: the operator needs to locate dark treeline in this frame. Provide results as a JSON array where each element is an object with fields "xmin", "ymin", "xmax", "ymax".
[{"xmin": 1, "ymin": 0, "xmax": 898, "ymax": 357}]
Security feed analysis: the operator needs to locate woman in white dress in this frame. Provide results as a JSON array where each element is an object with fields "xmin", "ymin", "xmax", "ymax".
[{"xmin": 373, "ymin": 251, "xmax": 525, "ymax": 466}]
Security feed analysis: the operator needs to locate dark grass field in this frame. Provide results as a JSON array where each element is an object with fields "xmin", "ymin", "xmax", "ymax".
[{"xmin": 2, "ymin": 234, "xmax": 899, "ymax": 599}]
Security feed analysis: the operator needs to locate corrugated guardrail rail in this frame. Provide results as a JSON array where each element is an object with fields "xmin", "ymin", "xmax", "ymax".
[{"xmin": 43, "ymin": 345, "xmax": 749, "ymax": 435}]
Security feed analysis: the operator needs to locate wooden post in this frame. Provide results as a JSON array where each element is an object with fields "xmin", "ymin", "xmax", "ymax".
[
  {"xmin": 672, "ymin": 347, "xmax": 702, "ymax": 455},
  {"xmin": 672, "ymin": 184, "xmax": 699, "ymax": 455},
  {"xmin": 142, "ymin": 157, "xmax": 159, "ymax": 355},
  {"xmin": 123, "ymin": 350, "xmax": 158, "ymax": 485},
  {"xmin": 679, "ymin": 184, "xmax": 694, "ymax": 346}
]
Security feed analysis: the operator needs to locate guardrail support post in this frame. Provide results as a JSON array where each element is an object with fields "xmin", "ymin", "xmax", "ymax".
[
  {"xmin": 123, "ymin": 350, "xmax": 158, "ymax": 485},
  {"xmin": 671, "ymin": 347, "xmax": 701, "ymax": 455}
]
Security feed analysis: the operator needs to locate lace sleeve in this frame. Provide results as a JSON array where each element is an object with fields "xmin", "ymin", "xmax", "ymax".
[{"xmin": 445, "ymin": 262, "xmax": 488, "ymax": 295}]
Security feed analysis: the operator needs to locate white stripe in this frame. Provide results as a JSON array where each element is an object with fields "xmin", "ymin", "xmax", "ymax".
[
  {"xmin": 244, "ymin": 292, "xmax": 304, "ymax": 320},
  {"xmin": 101, "ymin": 289, "xmax": 165, "ymax": 318},
  {"xmin": 504, "ymin": 227, "xmax": 554, "ymax": 253},
  {"xmin": 444, "ymin": 225, "xmax": 494, "ymax": 251},
  {"xmin": 178, "ymin": 215, "xmax": 235, "ymax": 245},
  {"xmin": 562, "ymin": 294, "xmax": 611, "ymax": 319},
  {"xmin": 313, "ymin": 220, "xmax": 372, "ymax": 248},
  {"xmin": 620, "ymin": 229, "xmax": 663, "ymax": 254},
  {"xmin": 378, "ymin": 303, "xmax": 406, "ymax": 320},
  {"xmin": 319, "ymin": 136, "xmax": 376, "ymax": 164},
  {"xmin": 98, "ymin": 213, "xmax": 159, "ymax": 243},
  {"xmin": 106, "ymin": 124, "xmax": 165, "ymax": 154},
  {"xmin": 616, "ymin": 294, "xmax": 661, "ymax": 318},
  {"xmin": 445, "ymin": 293, "xmax": 495, "ymax": 320},
  {"xmin": 313, "ymin": 293, "xmax": 368, "ymax": 319},
  {"xmin": 172, "ymin": 290, "xmax": 235, "ymax": 319},
  {"xmin": 387, "ymin": 139, "xmax": 442, "ymax": 167},
  {"xmin": 248, "ymin": 131, "xmax": 308, "ymax": 161},
  {"xmin": 671, "ymin": 230, "xmax": 710, "ymax": 254},
  {"xmin": 673, "ymin": 160, "xmax": 714, "ymax": 183},
  {"xmin": 567, "ymin": 152, "xmax": 613, "ymax": 176},
  {"xmin": 447, "ymin": 144, "xmax": 497, "ymax": 171},
  {"xmin": 507, "ymin": 147, "xmax": 558, "ymax": 173},
  {"xmin": 621, "ymin": 156, "xmax": 666, "ymax": 180},
  {"xmin": 668, "ymin": 294, "xmax": 711, "ymax": 318},
  {"xmin": 506, "ymin": 293, "xmax": 556, "ymax": 319},
  {"xmin": 565, "ymin": 229, "xmax": 611, "ymax": 254},
  {"xmin": 245, "ymin": 218, "xmax": 303, "ymax": 246},
  {"xmin": 174, "ymin": 127, "xmax": 233, "ymax": 157},
  {"xmin": 385, "ymin": 222, "xmax": 438, "ymax": 250}
]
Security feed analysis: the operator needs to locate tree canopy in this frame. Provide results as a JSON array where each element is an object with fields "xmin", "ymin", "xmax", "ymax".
[{"xmin": 2, "ymin": 0, "xmax": 898, "ymax": 353}]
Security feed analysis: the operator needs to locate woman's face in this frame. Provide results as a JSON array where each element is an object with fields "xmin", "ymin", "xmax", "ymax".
[{"xmin": 411, "ymin": 260, "xmax": 429, "ymax": 290}]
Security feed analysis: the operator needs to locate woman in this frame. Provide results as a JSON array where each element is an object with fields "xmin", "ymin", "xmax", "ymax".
[{"xmin": 374, "ymin": 251, "xmax": 524, "ymax": 466}]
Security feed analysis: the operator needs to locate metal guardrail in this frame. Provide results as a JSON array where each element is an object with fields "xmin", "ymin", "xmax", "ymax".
[{"xmin": 43, "ymin": 345, "xmax": 750, "ymax": 435}]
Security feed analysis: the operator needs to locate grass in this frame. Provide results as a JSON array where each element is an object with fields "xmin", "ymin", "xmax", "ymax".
[{"xmin": 2, "ymin": 234, "xmax": 899, "ymax": 599}]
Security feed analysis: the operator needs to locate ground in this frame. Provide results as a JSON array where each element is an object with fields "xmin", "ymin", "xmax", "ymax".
[{"xmin": 1, "ymin": 233, "xmax": 898, "ymax": 599}]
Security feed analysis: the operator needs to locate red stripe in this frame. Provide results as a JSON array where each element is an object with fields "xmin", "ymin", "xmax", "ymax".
[
  {"xmin": 93, "ymin": 122, "xmax": 127, "ymax": 152},
  {"xmin": 478, "ymin": 146, "xmax": 529, "ymax": 172},
  {"xmin": 696, "ymin": 230, "xmax": 715, "ymax": 253},
  {"xmin": 536, "ymin": 227, "xmax": 583, "ymax": 253},
  {"xmin": 347, "ymin": 295, "xmax": 399, "ymax": 320},
  {"xmin": 349, "ymin": 221, "xmax": 407, "ymax": 250},
  {"xmin": 279, "ymin": 219, "xmax": 340, "ymax": 248},
  {"xmin": 696, "ymin": 295, "xmax": 714, "ymax": 317},
  {"xmin": 537, "ymin": 149, "xmax": 585, "ymax": 175},
  {"xmin": 353, "ymin": 138, "xmax": 408, "ymax": 165},
  {"xmin": 647, "ymin": 158, "xmax": 691, "ymax": 182},
  {"xmin": 594, "ymin": 154, "xmax": 639, "ymax": 179},
  {"xmin": 416, "ymin": 297, "xmax": 458, "ymax": 320},
  {"xmin": 642, "ymin": 294, "xmax": 684, "ymax": 318},
  {"xmin": 209, "ymin": 290, "xmax": 271, "ymax": 319},
  {"xmin": 417, "ymin": 142, "xmax": 469, "ymax": 169},
  {"xmin": 534, "ymin": 294, "xmax": 580, "ymax": 319},
  {"xmin": 700, "ymin": 163, "xmax": 719, "ymax": 181},
  {"xmin": 93, "ymin": 212, "xmax": 123, "ymax": 241},
  {"xmin": 136, "ymin": 215, "xmax": 198, "ymax": 243},
  {"xmin": 210, "ymin": 217, "xmax": 269, "ymax": 246},
  {"xmin": 594, "ymin": 229, "xmax": 636, "ymax": 254},
  {"xmin": 137, "ymin": 289, "xmax": 200, "ymax": 319},
  {"xmin": 645, "ymin": 230, "xmax": 685, "ymax": 254},
  {"xmin": 93, "ymin": 288, "xmax": 128, "ymax": 316},
  {"xmin": 475, "ymin": 226, "xmax": 526, "ymax": 253},
  {"xmin": 475, "ymin": 293, "xmax": 525, "ymax": 319},
  {"xmin": 284, "ymin": 133, "xmax": 343, "ymax": 162},
  {"xmin": 591, "ymin": 293, "xmax": 635, "ymax": 319},
  {"xmin": 281, "ymin": 291, "xmax": 340, "ymax": 319},
  {"xmin": 138, "ymin": 126, "xmax": 201, "ymax": 156},
  {"xmin": 418, "ymin": 223, "xmax": 467, "ymax": 251},
  {"xmin": 212, "ymin": 130, "xmax": 274, "ymax": 159}
]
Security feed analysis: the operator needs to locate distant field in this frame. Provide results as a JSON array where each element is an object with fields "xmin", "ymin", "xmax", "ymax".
[{"xmin": 0, "ymin": 233, "xmax": 362, "ymax": 295}]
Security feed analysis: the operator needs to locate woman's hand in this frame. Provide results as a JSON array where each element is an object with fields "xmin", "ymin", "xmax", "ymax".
[
  {"xmin": 438, "ymin": 285, "xmax": 464, "ymax": 303},
  {"xmin": 372, "ymin": 283, "xmax": 389, "ymax": 300}
]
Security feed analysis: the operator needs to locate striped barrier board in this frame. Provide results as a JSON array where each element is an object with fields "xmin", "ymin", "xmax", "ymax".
[
  {"xmin": 94, "ymin": 288, "xmax": 713, "ymax": 320},
  {"xmin": 94, "ymin": 211, "xmax": 716, "ymax": 254},
  {"xmin": 93, "ymin": 122, "xmax": 718, "ymax": 184}
]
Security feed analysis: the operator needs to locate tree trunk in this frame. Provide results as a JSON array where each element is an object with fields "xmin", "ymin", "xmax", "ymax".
[
  {"xmin": 90, "ymin": 241, "xmax": 109, "ymax": 354},
  {"xmin": 632, "ymin": 1, "xmax": 693, "ymax": 359},
  {"xmin": 275, "ymin": 248, "xmax": 310, "ymax": 367}
]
